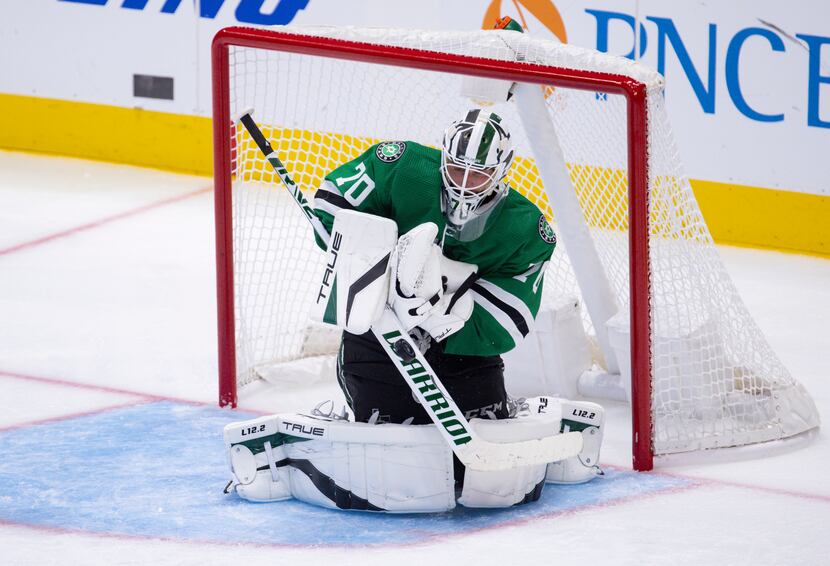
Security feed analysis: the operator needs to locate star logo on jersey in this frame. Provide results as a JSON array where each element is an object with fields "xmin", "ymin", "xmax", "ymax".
[
  {"xmin": 538, "ymin": 215, "xmax": 557, "ymax": 244},
  {"xmin": 376, "ymin": 141, "xmax": 406, "ymax": 162}
]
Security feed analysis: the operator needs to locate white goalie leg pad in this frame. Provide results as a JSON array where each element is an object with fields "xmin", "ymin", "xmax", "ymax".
[
  {"xmin": 459, "ymin": 463, "xmax": 547, "ymax": 508},
  {"xmin": 223, "ymin": 415, "xmax": 292, "ymax": 503},
  {"xmin": 285, "ymin": 435, "xmax": 455, "ymax": 513},
  {"xmin": 227, "ymin": 412, "xmax": 456, "ymax": 512},
  {"xmin": 310, "ymin": 209, "xmax": 398, "ymax": 335},
  {"xmin": 528, "ymin": 397, "xmax": 605, "ymax": 484},
  {"xmin": 458, "ymin": 412, "xmax": 563, "ymax": 508}
]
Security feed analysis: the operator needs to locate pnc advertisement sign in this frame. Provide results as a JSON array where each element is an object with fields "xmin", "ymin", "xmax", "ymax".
[
  {"xmin": 482, "ymin": 0, "xmax": 828, "ymax": 129},
  {"xmin": 4, "ymin": 1, "xmax": 828, "ymax": 195},
  {"xmin": 480, "ymin": 0, "xmax": 828, "ymax": 196}
]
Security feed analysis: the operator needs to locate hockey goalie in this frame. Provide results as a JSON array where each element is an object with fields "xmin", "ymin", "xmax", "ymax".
[{"xmin": 223, "ymin": 108, "xmax": 605, "ymax": 512}]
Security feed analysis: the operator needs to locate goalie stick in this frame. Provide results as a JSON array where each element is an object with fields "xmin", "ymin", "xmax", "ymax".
[{"xmin": 235, "ymin": 111, "xmax": 583, "ymax": 471}]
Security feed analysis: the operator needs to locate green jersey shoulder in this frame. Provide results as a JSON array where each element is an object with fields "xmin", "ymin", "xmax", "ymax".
[{"xmin": 314, "ymin": 141, "xmax": 444, "ymax": 233}]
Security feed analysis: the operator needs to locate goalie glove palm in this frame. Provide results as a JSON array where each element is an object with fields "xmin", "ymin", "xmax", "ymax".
[
  {"xmin": 394, "ymin": 223, "xmax": 442, "ymax": 299},
  {"xmin": 391, "ymin": 223, "xmax": 443, "ymax": 331}
]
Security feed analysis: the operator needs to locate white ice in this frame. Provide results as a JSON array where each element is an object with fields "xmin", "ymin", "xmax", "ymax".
[{"xmin": 0, "ymin": 150, "xmax": 827, "ymax": 565}]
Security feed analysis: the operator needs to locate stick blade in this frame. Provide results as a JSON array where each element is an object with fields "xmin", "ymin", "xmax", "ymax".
[{"xmin": 457, "ymin": 431, "xmax": 584, "ymax": 472}]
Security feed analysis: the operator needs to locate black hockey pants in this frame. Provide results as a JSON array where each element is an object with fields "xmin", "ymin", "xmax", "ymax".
[{"xmin": 336, "ymin": 329, "xmax": 510, "ymax": 424}]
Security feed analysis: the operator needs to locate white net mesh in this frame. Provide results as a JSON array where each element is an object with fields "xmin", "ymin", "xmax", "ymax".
[{"xmin": 221, "ymin": 26, "xmax": 818, "ymax": 456}]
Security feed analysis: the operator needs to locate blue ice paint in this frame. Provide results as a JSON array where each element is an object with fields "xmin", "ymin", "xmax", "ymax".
[{"xmin": 0, "ymin": 401, "xmax": 692, "ymax": 546}]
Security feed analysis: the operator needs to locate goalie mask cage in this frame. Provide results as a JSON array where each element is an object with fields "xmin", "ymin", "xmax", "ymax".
[{"xmin": 212, "ymin": 26, "xmax": 819, "ymax": 471}]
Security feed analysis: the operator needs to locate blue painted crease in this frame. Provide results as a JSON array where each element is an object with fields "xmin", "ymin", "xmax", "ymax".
[{"xmin": 0, "ymin": 401, "xmax": 691, "ymax": 546}]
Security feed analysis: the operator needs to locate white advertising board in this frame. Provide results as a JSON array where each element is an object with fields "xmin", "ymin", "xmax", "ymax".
[{"xmin": 1, "ymin": 0, "xmax": 828, "ymax": 195}]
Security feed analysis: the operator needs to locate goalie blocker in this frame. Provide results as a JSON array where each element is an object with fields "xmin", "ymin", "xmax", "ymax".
[
  {"xmin": 223, "ymin": 397, "xmax": 604, "ymax": 512},
  {"xmin": 310, "ymin": 209, "xmax": 397, "ymax": 334}
]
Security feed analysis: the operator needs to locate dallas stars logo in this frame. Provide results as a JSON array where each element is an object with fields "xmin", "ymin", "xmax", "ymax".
[
  {"xmin": 538, "ymin": 215, "xmax": 557, "ymax": 244},
  {"xmin": 376, "ymin": 141, "xmax": 406, "ymax": 162}
]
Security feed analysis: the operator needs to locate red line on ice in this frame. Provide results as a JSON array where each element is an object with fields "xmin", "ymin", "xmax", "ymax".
[
  {"xmin": 0, "ymin": 368, "xmax": 269, "ymax": 426},
  {"xmin": 652, "ymin": 467, "xmax": 830, "ymax": 504},
  {"xmin": 0, "ymin": 399, "xmax": 156, "ymax": 433},
  {"xmin": 0, "ymin": 369, "xmax": 193, "ymax": 403},
  {"xmin": 0, "ymin": 186, "xmax": 210, "ymax": 256}
]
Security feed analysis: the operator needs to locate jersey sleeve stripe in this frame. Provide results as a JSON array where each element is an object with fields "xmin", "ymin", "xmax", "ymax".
[
  {"xmin": 470, "ymin": 288, "xmax": 523, "ymax": 345},
  {"xmin": 475, "ymin": 279, "xmax": 535, "ymax": 335},
  {"xmin": 314, "ymin": 181, "xmax": 354, "ymax": 216},
  {"xmin": 470, "ymin": 282, "xmax": 531, "ymax": 343},
  {"xmin": 315, "ymin": 190, "xmax": 353, "ymax": 210}
]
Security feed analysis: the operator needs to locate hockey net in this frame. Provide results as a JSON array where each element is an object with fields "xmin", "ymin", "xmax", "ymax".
[{"xmin": 212, "ymin": 26, "xmax": 819, "ymax": 470}]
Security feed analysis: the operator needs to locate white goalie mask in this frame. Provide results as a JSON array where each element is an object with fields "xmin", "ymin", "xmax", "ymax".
[{"xmin": 440, "ymin": 109, "xmax": 515, "ymax": 241}]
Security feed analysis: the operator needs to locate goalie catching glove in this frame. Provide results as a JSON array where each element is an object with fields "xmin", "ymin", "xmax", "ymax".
[{"xmin": 390, "ymin": 222, "xmax": 477, "ymax": 342}]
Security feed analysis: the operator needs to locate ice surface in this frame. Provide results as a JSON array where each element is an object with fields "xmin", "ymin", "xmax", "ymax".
[
  {"xmin": 0, "ymin": 401, "xmax": 692, "ymax": 545},
  {"xmin": 0, "ymin": 150, "xmax": 827, "ymax": 565}
]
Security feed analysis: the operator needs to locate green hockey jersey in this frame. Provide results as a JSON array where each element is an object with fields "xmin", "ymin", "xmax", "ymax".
[{"xmin": 312, "ymin": 141, "xmax": 556, "ymax": 357}]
